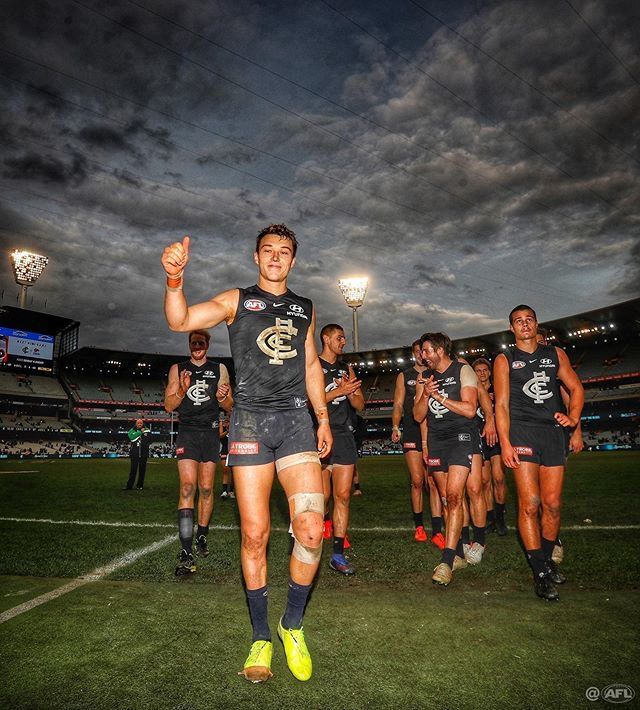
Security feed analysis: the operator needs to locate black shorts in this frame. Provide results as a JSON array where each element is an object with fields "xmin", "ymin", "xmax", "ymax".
[
  {"xmin": 472, "ymin": 428, "xmax": 483, "ymax": 456},
  {"xmin": 402, "ymin": 418, "xmax": 423, "ymax": 453},
  {"xmin": 482, "ymin": 436, "xmax": 502, "ymax": 461},
  {"xmin": 227, "ymin": 407, "xmax": 318, "ymax": 468},
  {"xmin": 176, "ymin": 429, "xmax": 220, "ymax": 463},
  {"xmin": 426, "ymin": 431, "xmax": 474, "ymax": 474},
  {"xmin": 510, "ymin": 421, "xmax": 567, "ymax": 468},
  {"xmin": 220, "ymin": 436, "xmax": 229, "ymax": 461},
  {"xmin": 324, "ymin": 430, "xmax": 357, "ymax": 466}
]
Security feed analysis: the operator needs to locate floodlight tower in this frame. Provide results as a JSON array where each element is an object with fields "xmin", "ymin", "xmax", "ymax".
[
  {"xmin": 337, "ymin": 277, "xmax": 369, "ymax": 352},
  {"xmin": 10, "ymin": 250, "xmax": 49, "ymax": 309}
]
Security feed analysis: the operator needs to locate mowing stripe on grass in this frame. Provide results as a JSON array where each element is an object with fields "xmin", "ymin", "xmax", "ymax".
[
  {"xmin": 0, "ymin": 533, "xmax": 175, "ymax": 625},
  {"xmin": 1, "ymin": 516, "xmax": 639, "ymax": 532}
]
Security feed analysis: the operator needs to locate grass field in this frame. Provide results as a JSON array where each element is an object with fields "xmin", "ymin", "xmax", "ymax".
[{"xmin": 1, "ymin": 452, "xmax": 639, "ymax": 709}]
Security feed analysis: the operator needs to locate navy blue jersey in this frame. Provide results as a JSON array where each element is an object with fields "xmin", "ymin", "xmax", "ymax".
[
  {"xmin": 227, "ymin": 285, "xmax": 312, "ymax": 411},
  {"xmin": 504, "ymin": 345, "xmax": 563, "ymax": 425},
  {"xmin": 401, "ymin": 366, "xmax": 425, "ymax": 427},
  {"xmin": 320, "ymin": 357, "xmax": 355, "ymax": 434},
  {"xmin": 176, "ymin": 359, "xmax": 221, "ymax": 430},
  {"xmin": 425, "ymin": 360, "xmax": 476, "ymax": 437}
]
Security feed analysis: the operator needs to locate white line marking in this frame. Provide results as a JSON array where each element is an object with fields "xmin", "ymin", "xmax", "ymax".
[
  {"xmin": 0, "ymin": 533, "xmax": 175, "ymax": 625},
  {"xmin": 0, "ymin": 516, "xmax": 638, "ymax": 532},
  {"xmin": 0, "ymin": 470, "xmax": 40, "ymax": 474}
]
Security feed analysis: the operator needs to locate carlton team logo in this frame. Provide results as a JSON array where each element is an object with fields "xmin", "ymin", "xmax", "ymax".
[
  {"xmin": 256, "ymin": 318, "xmax": 298, "ymax": 365},
  {"xmin": 187, "ymin": 379, "xmax": 210, "ymax": 406},
  {"xmin": 523, "ymin": 371, "xmax": 553, "ymax": 404},
  {"xmin": 244, "ymin": 299, "xmax": 266, "ymax": 311},
  {"xmin": 428, "ymin": 393, "xmax": 448, "ymax": 418}
]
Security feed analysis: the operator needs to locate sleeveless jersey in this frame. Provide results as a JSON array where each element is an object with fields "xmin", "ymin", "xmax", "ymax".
[
  {"xmin": 176, "ymin": 359, "xmax": 221, "ymax": 430},
  {"xmin": 401, "ymin": 366, "xmax": 424, "ymax": 426},
  {"xmin": 425, "ymin": 360, "xmax": 475, "ymax": 436},
  {"xmin": 504, "ymin": 344, "xmax": 562, "ymax": 425},
  {"xmin": 228, "ymin": 285, "xmax": 312, "ymax": 411},
  {"xmin": 320, "ymin": 357, "xmax": 355, "ymax": 434}
]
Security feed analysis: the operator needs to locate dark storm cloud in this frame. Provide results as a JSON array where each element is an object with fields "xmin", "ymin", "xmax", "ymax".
[
  {"xmin": 2, "ymin": 152, "xmax": 88, "ymax": 185},
  {"xmin": 1, "ymin": 0, "xmax": 638, "ymax": 352}
]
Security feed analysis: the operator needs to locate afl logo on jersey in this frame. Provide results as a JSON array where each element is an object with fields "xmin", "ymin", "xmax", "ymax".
[
  {"xmin": 244, "ymin": 299, "xmax": 266, "ymax": 311},
  {"xmin": 512, "ymin": 361, "xmax": 526, "ymax": 369},
  {"xmin": 407, "ymin": 379, "xmax": 417, "ymax": 386}
]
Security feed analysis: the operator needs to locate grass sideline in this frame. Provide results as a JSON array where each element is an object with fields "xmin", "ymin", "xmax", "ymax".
[{"xmin": 0, "ymin": 452, "xmax": 639, "ymax": 709}]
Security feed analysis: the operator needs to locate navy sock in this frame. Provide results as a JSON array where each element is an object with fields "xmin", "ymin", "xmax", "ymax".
[
  {"xmin": 178, "ymin": 508, "xmax": 193, "ymax": 554},
  {"xmin": 556, "ymin": 536, "xmax": 562, "ymax": 546},
  {"xmin": 222, "ymin": 483, "xmax": 228, "ymax": 493},
  {"xmin": 496, "ymin": 503, "xmax": 506, "ymax": 519},
  {"xmin": 442, "ymin": 547, "xmax": 456, "ymax": 568},
  {"xmin": 333, "ymin": 537, "xmax": 345, "ymax": 556},
  {"xmin": 541, "ymin": 537, "xmax": 555, "ymax": 561},
  {"xmin": 461, "ymin": 525, "xmax": 471, "ymax": 544},
  {"xmin": 486, "ymin": 509, "xmax": 495, "ymax": 524},
  {"xmin": 196, "ymin": 524, "xmax": 209, "ymax": 539},
  {"xmin": 354, "ymin": 482, "xmax": 361, "ymax": 491},
  {"xmin": 473, "ymin": 524, "xmax": 486, "ymax": 546},
  {"xmin": 413, "ymin": 511, "xmax": 424, "ymax": 528},
  {"xmin": 282, "ymin": 578, "xmax": 313, "ymax": 630},
  {"xmin": 431, "ymin": 516, "xmax": 443, "ymax": 535},
  {"xmin": 456, "ymin": 537, "xmax": 464, "ymax": 558},
  {"xmin": 526, "ymin": 549, "xmax": 547, "ymax": 578},
  {"xmin": 246, "ymin": 585, "xmax": 271, "ymax": 642}
]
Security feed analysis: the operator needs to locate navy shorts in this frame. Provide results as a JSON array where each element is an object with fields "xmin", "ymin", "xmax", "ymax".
[
  {"xmin": 227, "ymin": 407, "xmax": 318, "ymax": 468},
  {"xmin": 402, "ymin": 418, "xmax": 423, "ymax": 453},
  {"xmin": 510, "ymin": 421, "xmax": 567, "ymax": 468},
  {"xmin": 176, "ymin": 429, "xmax": 220, "ymax": 463},
  {"xmin": 482, "ymin": 436, "xmax": 502, "ymax": 461},
  {"xmin": 324, "ymin": 430, "xmax": 358, "ymax": 466},
  {"xmin": 426, "ymin": 431, "xmax": 474, "ymax": 474}
]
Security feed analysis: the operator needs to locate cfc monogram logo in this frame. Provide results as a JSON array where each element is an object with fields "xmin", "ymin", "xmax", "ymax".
[
  {"xmin": 187, "ymin": 379, "xmax": 210, "ymax": 406},
  {"xmin": 428, "ymin": 392, "xmax": 448, "ymax": 418},
  {"xmin": 257, "ymin": 318, "xmax": 298, "ymax": 365},
  {"xmin": 523, "ymin": 371, "xmax": 553, "ymax": 404}
]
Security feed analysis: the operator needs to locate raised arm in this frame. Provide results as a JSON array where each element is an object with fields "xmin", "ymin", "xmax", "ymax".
[
  {"xmin": 162, "ymin": 236, "xmax": 238, "ymax": 332},
  {"xmin": 305, "ymin": 310, "xmax": 333, "ymax": 457}
]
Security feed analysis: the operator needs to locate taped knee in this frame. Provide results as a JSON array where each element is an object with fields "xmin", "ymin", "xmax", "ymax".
[
  {"xmin": 292, "ymin": 537, "xmax": 322, "ymax": 564},
  {"xmin": 288, "ymin": 492, "xmax": 324, "ymax": 523}
]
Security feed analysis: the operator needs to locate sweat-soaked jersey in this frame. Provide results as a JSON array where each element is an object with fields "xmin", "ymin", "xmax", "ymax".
[
  {"xmin": 503, "ymin": 344, "xmax": 562, "ymax": 426},
  {"xmin": 227, "ymin": 285, "xmax": 312, "ymax": 411},
  {"xmin": 176, "ymin": 359, "xmax": 221, "ymax": 430}
]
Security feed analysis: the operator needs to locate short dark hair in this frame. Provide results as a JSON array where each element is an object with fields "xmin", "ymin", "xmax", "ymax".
[
  {"xmin": 320, "ymin": 323, "xmax": 344, "ymax": 342},
  {"xmin": 472, "ymin": 357, "xmax": 491, "ymax": 369},
  {"xmin": 509, "ymin": 304, "xmax": 537, "ymax": 324},
  {"xmin": 420, "ymin": 332, "xmax": 452, "ymax": 358},
  {"xmin": 189, "ymin": 329, "xmax": 210, "ymax": 345},
  {"xmin": 411, "ymin": 339, "xmax": 422, "ymax": 350},
  {"xmin": 537, "ymin": 326, "xmax": 548, "ymax": 338},
  {"xmin": 256, "ymin": 223, "xmax": 298, "ymax": 257}
]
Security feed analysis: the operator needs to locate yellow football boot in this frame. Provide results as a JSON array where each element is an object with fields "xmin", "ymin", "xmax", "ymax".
[
  {"xmin": 278, "ymin": 618, "xmax": 312, "ymax": 681},
  {"xmin": 238, "ymin": 640, "xmax": 273, "ymax": 683}
]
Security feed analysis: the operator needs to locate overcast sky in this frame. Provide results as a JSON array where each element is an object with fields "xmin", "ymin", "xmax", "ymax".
[{"xmin": 1, "ymin": 0, "xmax": 638, "ymax": 356}]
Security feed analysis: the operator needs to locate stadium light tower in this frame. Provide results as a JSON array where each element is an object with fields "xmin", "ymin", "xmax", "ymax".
[
  {"xmin": 10, "ymin": 249, "xmax": 49, "ymax": 309},
  {"xmin": 338, "ymin": 277, "xmax": 369, "ymax": 352}
]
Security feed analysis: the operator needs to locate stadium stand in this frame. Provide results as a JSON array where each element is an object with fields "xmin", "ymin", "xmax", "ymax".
[{"xmin": 0, "ymin": 300, "xmax": 637, "ymax": 458}]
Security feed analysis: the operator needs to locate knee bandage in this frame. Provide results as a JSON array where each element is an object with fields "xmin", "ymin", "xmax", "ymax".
[{"xmin": 288, "ymin": 492, "xmax": 324, "ymax": 564}]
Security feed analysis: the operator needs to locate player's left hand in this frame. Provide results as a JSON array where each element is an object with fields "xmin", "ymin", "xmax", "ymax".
[
  {"xmin": 569, "ymin": 429, "xmax": 584, "ymax": 453},
  {"xmin": 554, "ymin": 411, "xmax": 577, "ymax": 428},
  {"xmin": 316, "ymin": 421, "xmax": 333, "ymax": 458},
  {"xmin": 482, "ymin": 418, "xmax": 498, "ymax": 447}
]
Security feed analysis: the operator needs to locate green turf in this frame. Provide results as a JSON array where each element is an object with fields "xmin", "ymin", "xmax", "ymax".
[{"xmin": 0, "ymin": 452, "xmax": 639, "ymax": 709}]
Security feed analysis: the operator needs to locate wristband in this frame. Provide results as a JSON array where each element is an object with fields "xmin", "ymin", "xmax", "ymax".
[
  {"xmin": 174, "ymin": 391, "xmax": 185, "ymax": 400},
  {"xmin": 317, "ymin": 417, "xmax": 330, "ymax": 423},
  {"xmin": 166, "ymin": 275, "xmax": 183, "ymax": 289}
]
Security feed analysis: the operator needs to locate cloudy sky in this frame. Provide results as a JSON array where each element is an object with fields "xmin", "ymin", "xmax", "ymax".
[{"xmin": 1, "ymin": 0, "xmax": 638, "ymax": 356}]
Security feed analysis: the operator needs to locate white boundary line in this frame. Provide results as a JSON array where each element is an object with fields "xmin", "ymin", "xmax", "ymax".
[
  {"xmin": 0, "ymin": 470, "xmax": 40, "ymax": 474},
  {"xmin": 0, "ymin": 533, "xmax": 175, "ymax": 625},
  {"xmin": 0, "ymin": 516, "xmax": 638, "ymax": 532}
]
